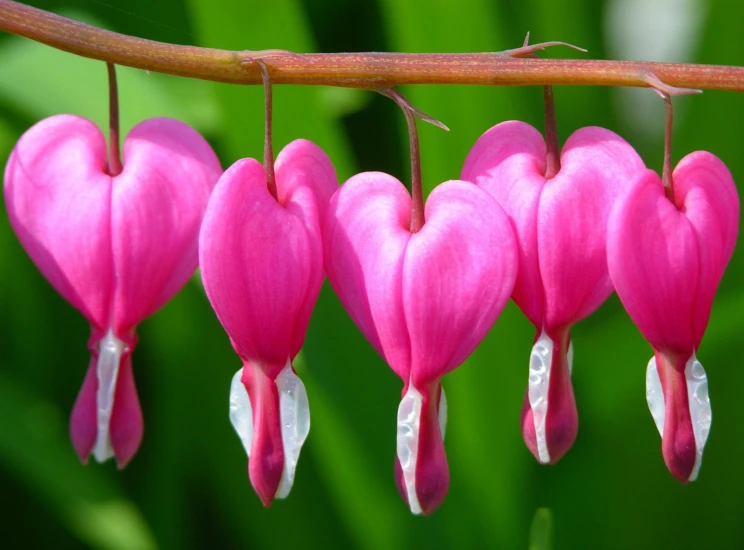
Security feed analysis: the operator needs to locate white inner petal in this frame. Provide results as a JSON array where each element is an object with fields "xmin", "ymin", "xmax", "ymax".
[
  {"xmin": 685, "ymin": 353, "xmax": 711, "ymax": 482},
  {"xmin": 644, "ymin": 352, "xmax": 712, "ymax": 482},
  {"xmin": 229, "ymin": 368, "xmax": 254, "ymax": 457},
  {"xmin": 92, "ymin": 329, "xmax": 125, "ymax": 463},
  {"xmin": 396, "ymin": 384, "xmax": 422, "ymax": 515},
  {"xmin": 274, "ymin": 362, "xmax": 311, "ymax": 499},
  {"xmin": 228, "ymin": 361, "xmax": 310, "ymax": 500},
  {"xmin": 528, "ymin": 331, "xmax": 553, "ymax": 464},
  {"xmin": 645, "ymin": 356, "xmax": 665, "ymax": 438}
]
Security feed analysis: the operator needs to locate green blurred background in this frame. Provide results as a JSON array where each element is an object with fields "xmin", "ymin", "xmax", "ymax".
[{"xmin": 1, "ymin": 0, "xmax": 743, "ymax": 548}]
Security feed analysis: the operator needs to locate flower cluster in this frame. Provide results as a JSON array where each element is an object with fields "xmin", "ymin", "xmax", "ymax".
[{"xmin": 3, "ymin": 85, "xmax": 738, "ymax": 515}]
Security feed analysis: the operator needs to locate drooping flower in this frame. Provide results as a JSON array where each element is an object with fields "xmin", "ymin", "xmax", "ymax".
[
  {"xmin": 462, "ymin": 121, "xmax": 646, "ymax": 464},
  {"xmin": 4, "ymin": 114, "xmax": 222, "ymax": 466},
  {"xmin": 607, "ymin": 153, "xmax": 739, "ymax": 482},
  {"xmin": 323, "ymin": 173, "xmax": 518, "ymax": 514},
  {"xmin": 199, "ymin": 139, "xmax": 337, "ymax": 506}
]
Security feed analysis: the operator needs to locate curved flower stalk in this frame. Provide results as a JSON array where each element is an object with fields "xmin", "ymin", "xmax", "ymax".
[
  {"xmin": 324, "ymin": 173, "xmax": 518, "ymax": 514},
  {"xmin": 4, "ymin": 114, "xmax": 222, "ymax": 466},
  {"xmin": 462, "ymin": 120, "xmax": 646, "ymax": 464},
  {"xmin": 199, "ymin": 139, "xmax": 337, "ymax": 506},
  {"xmin": 607, "ymin": 153, "xmax": 739, "ymax": 482}
]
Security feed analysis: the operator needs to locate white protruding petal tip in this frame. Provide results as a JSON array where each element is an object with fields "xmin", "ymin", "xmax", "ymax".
[
  {"xmin": 92, "ymin": 329, "xmax": 125, "ymax": 463},
  {"xmin": 645, "ymin": 356, "xmax": 665, "ymax": 438},
  {"xmin": 275, "ymin": 362, "xmax": 310, "ymax": 499},
  {"xmin": 686, "ymin": 353, "xmax": 711, "ymax": 482},
  {"xmin": 229, "ymin": 367, "xmax": 254, "ymax": 457},
  {"xmin": 528, "ymin": 330, "xmax": 553, "ymax": 465},
  {"xmin": 397, "ymin": 385, "xmax": 423, "ymax": 515}
]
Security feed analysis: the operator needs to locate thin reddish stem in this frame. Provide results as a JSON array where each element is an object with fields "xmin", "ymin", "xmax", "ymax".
[
  {"xmin": 662, "ymin": 94, "xmax": 675, "ymax": 201},
  {"xmin": 106, "ymin": 62, "xmax": 122, "ymax": 177},
  {"xmin": 384, "ymin": 89, "xmax": 424, "ymax": 233},
  {"xmin": 543, "ymin": 86, "xmax": 560, "ymax": 179},
  {"xmin": 1, "ymin": 0, "xmax": 744, "ymax": 91},
  {"xmin": 255, "ymin": 59, "xmax": 278, "ymax": 201}
]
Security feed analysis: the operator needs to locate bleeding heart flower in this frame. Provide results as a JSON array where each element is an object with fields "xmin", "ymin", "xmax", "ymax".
[
  {"xmin": 4, "ymin": 114, "xmax": 222, "ymax": 467},
  {"xmin": 462, "ymin": 121, "xmax": 646, "ymax": 465},
  {"xmin": 199, "ymin": 139, "xmax": 337, "ymax": 506},
  {"xmin": 323, "ymin": 173, "xmax": 518, "ymax": 515},
  {"xmin": 607, "ymin": 152, "xmax": 739, "ymax": 483}
]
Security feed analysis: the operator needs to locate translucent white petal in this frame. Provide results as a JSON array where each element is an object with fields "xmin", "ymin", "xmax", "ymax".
[
  {"xmin": 274, "ymin": 363, "xmax": 310, "ymax": 499},
  {"xmin": 229, "ymin": 367, "xmax": 253, "ymax": 457},
  {"xmin": 685, "ymin": 353, "xmax": 711, "ymax": 481},
  {"xmin": 645, "ymin": 352, "xmax": 712, "ymax": 482},
  {"xmin": 528, "ymin": 331, "xmax": 553, "ymax": 464},
  {"xmin": 645, "ymin": 356, "xmax": 665, "ymax": 438},
  {"xmin": 228, "ymin": 361, "xmax": 310, "ymax": 499},
  {"xmin": 396, "ymin": 384, "xmax": 422, "ymax": 515},
  {"xmin": 92, "ymin": 329, "xmax": 126, "ymax": 463}
]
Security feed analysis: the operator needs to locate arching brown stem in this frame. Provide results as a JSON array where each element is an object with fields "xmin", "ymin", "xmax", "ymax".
[{"xmin": 1, "ymin": 0, "xmax": 743, "ymax": 91}]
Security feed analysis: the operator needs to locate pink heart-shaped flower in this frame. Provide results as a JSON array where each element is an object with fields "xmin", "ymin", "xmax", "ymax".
[
  {"xmin": 608, "ymin": 152, "xmax": 739, "ymax": 482},
  {"xmin": 462, "ymin": 120, "xmax": 646, "ymax": 464},
  {"xmin": 200, "ymin": 139, "xmax": 337, "ymax": 506},
  {"xmin": 324, "ymin": 173, "xmax": 518, "ymax": 514},
  {"xmin": 4, "ymin": 114, "xmax": 222, "ymax": 466}
]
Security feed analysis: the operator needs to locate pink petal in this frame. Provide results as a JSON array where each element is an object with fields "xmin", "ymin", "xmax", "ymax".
[
  {"xmin": 608, "ymin": 170, "xmax": 702, "ymax": 354},
  {"xmin": 69, "ymin": 342, "xmax": 143, "ymax": 467},
  {"xmin": 323, "ymin": 172, "xmax": 413, "ymax": 380},
  {"xmin": 403, "ymin": 180, "xmax": 518, "ymax": 386},
  {"xmin": 200, "ymin": 152, "xmax": 328, "ymax": 378},
  {"xmin": 70, "ymin": 356, "xmax": 98, "ymax": 463},
  {"xmin": 275, "ymin": 140, "xmax": 338, "ymax": 357},
  {"xmin": 4, "ymin": 115, "xmax": 114, "ymax": 331},
  {"xmin": 538, "ymin": 127, "xmax": 646, "ymax": 330},
  {"xmin": 241, "ymin": 361, "xmax": 285, "ymax": 507},
  {"xmin": 672, "ymin": 152, "xmax": 739, "ymax": 347},
  {"xmin": 112, "ymin": 118, "xmax": 222, "ymax": 334},
  {"xmin": 461, "ymin": 121, "xmax": 547, "ymax": 327}
]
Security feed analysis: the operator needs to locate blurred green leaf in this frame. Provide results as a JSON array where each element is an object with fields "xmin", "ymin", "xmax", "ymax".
[
  {"xmin": 528, "ymin": 508, "xmax": 553, "ymax": 550},
  {"xmin": 0, "ymin": 10, "xmax": 220, "ymax": 136},
  {"xmin": 0, "ymin": 371, "xmax": 156, "ymax": 550}
]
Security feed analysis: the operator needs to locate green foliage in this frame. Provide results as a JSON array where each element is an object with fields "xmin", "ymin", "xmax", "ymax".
[{"xmin": 1, "ymin": 0, "xmax": 743, "ymax": 548}]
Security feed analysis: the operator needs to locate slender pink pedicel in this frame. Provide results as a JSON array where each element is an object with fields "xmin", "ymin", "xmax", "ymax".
[
  {"xmin": 462, "ymin": 121, "xmax": 646, "ymax": 464},
  {"xmin": 4, "ymin": 114, "xmax": 222, "ymax": 467},
  {"xmin": 199, "ymin": 140, "xmax": 337, "ymax": 507},
  {"xmin": 324, "ymin": 173, "xmax": 518, "ymax": 514},
  {"xmin": 608, "ymin": 154, "xmax": 739, "ymax": 483}
]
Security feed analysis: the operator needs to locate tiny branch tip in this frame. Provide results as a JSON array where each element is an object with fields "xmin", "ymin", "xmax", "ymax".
[{"xmin": 643, "ymin": 72, "xmax": 702, "ymax": 97}]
